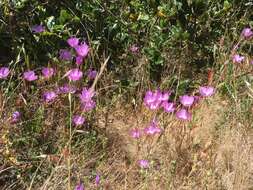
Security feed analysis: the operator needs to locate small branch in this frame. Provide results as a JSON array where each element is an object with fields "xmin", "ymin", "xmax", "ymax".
[
  {"xmin": 0, "ymin": 166, "xmax": 13, "ymax": 175},
  {"xmin": 91, "ymin": 55, "xmax": 110, "ymax": 91}
]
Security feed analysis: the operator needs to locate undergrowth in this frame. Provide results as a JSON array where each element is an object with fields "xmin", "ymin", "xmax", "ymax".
[{"xmin": 0, "ymin": 1, "xmax": 253, "ymax": 190}]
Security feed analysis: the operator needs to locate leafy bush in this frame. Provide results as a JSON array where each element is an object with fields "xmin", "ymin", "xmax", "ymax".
[{"xmin": 1, "ymin": 1, "xmax": 252, "ymax": 81}]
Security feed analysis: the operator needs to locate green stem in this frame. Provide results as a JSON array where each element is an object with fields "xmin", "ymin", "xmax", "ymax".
[{"xmin": 68, "ymin": 92, "xmax": 72, "ymax": 190}]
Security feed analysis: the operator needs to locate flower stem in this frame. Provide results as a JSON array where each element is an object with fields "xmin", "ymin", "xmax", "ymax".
[{"xmin": 68, "ymin": 92, "xmax": 72, "ymax": 190}]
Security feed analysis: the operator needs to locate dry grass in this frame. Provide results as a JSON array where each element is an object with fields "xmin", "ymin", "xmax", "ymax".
[
  {"xmin": 1, "ymin": 59, "xmax": 252, "ymax": 189},
  {"xmin": 35, "ymin": 94, "xmax": 253, "ymax": 190},
  {"xmin": 215, "ymin": 127, "xmax": 253, "ymax": 190}
]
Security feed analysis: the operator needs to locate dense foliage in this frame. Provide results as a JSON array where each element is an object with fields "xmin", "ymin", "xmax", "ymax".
[{"xmin": 1, "ymin": 1, "xmax": 252, "ymax": 80}]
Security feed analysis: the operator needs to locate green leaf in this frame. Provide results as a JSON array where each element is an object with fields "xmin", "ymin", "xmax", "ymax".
[
  {"xmin": 59, "ymin": 9, "xmax": 71, "ymax": 24},
  {"xmin": 223, "ymin": 0, "xmax": 232, "ymax": 10},
  {"xmin": 137, "ymin": 13, "xmax": 150, "ymax": 21}
]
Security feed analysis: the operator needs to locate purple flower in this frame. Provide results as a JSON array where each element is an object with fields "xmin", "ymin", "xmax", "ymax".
[
  {"xmin": 11, "ymin": 111, "xmax": 21, "ymax": 124},
  {"xmin": 144, "ymin": 120, "xmax": 161, "ymax": 135},
  {"xmin": 75, "ymin": 56, "xmax": 83, "ymax": 65},
  {"xmin": 75, "ymin": 42, "xmax": 89, "ymax": 58},
  {"xmin": 176, "ymin": 109, "xmax": 192, "ymax": 121},
  {"xmin": 159, "ymin": 91, "xmax": 171, "ymax": 101},
  {"xmin": 79, "ymin": 88, "xmax": 95, "ymax": 103},
  {"xmin": 59, "ymin": 49, "xmax": 72, "ymax": 61},
  {"xmin": 23, "ymin": 70, "xmax": 38, "ymax": 81},
  {"xmin": 130, "ymin": 44, "xmax": 140, "ymax": 53},
  {"xmin": 75, "ymin": 183, "xmax": 85, "ymax": 190},
  {"xmin": 79, "ymin": 88, "xmax": 96, "ymax": 111},
  {"xmin": 138, "ymin": 160, "xmax": 149, "ymax": 169},
  {"xmin": 144, "ymin": 90, "xmax": 171, "ymax": 110},
  {"xmin": 43, "ymin": 91, "xmax": 57, "ymax": 102},
  {"xmin": 82, "ymin": 100, "xmax": 96, "ymax": 112},
  {"xmin": 0, "ymin": 67, "xmax": 10, "ymax": 79},
  {"xmin": 241, "ymin": 28, "xmax": 253, "ymax": 39},
  {"xmin": 31, "ymin": 25, "xmax": 45, "ymax": 33},
  {"xmin": 95, "ymin": 174, "xmax": 100, "ymax": 186},
  {"xmin": 66, "ymin": 68, "xmax": 83, "ymax": 81},
  {"xmin": 232, "ymin": 54, "xmax": 245, "ymax": 63},
  {"xmin": 130, "ymin": 128, "xmax": 141, "ymax": 139},
  {"xmin": 72, "ymin": 115, "xmax": 85, "ymax": 126},
  {"xmin": 87, "ymin": 69, "xmax": 97, "ymax": 80},
  {"xmin": 67, "ymin": 37, "xmax": 79, "ymax": 48},
  {"xmin": 179, "ymin": 95, "xmax": 194, "ymax": 107},
  {"xmin": 144, "ymin": 90, "xmax": 160, "ymax": 110},
  {"xmin": 199, "ymin": 86, "xmax": 215, "ymax": 97},
  {"xmin": 144, "ymin": 90, "xmax": 167, "ymax": 110},
  {"xmin": 42, "ymin": 67, "xmax": 54, "ymax": 78},
  {"xmin": 162, "ymin": 101, "xmax": 175, "ymax": 113},
  {"xmin": 56, "ymin": 84, "xmax": 77, "ymax": 94},
  {"xmin": 144, "ymin": 91, "xmax": 156, "ymax": 104},
  {"xmin": 251, "ymin": 60, "xmax": 253, "ymax": 65}
]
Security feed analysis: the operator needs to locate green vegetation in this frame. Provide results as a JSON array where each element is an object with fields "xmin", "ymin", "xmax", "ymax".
[{"xmin": 0, "ymin": 1, "xmax": 252, "ymax": 189}]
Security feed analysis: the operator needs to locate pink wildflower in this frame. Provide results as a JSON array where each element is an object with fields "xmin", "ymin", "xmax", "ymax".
[
  {"xmin": 144, "ymin": 90, "xmax": 170, "ymax": 110},
  {"xmin": 66, "ymin": 68, "xmax": 83, "ymax": 81},
  {"xmin": 241, "ymin": 28, "xmax": 253, "ymax": 39},
  {"xmin": 56, "ymin": 84, "xmax": 77, "ymax": 94},
  {"xmin": 11, "ymin": 111, "xmax": 21, "ymax": 124},
  {"xmin": 144, "ymin": 119, "xmax": 162, "ymax": 135},
  {"xmin": 81, "ymin": 100, "xmax": 96, "ymax": 112},
  {"xmin": 232, "ymin": 54, "xmax": 245, "ymax": 63},
  {"xmin": 87, "ymin": 69, "xmax": 97, "ymax": 80},
  {"xmin": 95, "ymin": 174, "xmax": 100, "ymax": 186},
  {"xmin": 75, "ymin": 42, "xmax": 89, "ymax": 58},
  {"xmin": 176, "ymin": 109, "xmax": 192, "ymax": 121},
  {"xmin": 72, "ymin": 115, "xmax": 85, "ymax": 126},
  {"xmin": 179, "ymin": 95, "xmax": 194, "ymax": 107},
  {"xmin": 162, "ymin": 101, "xmax": 175, "ymax": 113},
  {"xmin": 75, "ymin": 56, "xmax": 83, "ymax": 65},
  {"xmin": 42, "ymin": 67, "xmax": 54, "ymax": 78},
  {"xmin": 79, "ymin": 88, "xmax": 95, "ymax": 103},
  {"xmin": 67, "ymin": 37, "xmax": 79, "ymax": 48},
  {"xmin": 199, "ymin": 86, "xmax": 215, "ymax": 97},
  {"xmin": 43, "ymin": 91, "xmax": 57, "ymax": 102},
  {"xmin": 23, "ymin": 70, "xmax": 38, "ymax": 81},
  {"xmin": 75, "ymin": 183, "xmax": 85, "ymax": 190},
  {"xmin": 138, "ymin": 160, "xmax": 149, "ymax": 169},
  {"xmin": 130, "ymin": 128, "xmax": 141, "ymax": 139},
  {"xmin": 0, "ymin": 67, "xmax": 10, "ymax": 79}
]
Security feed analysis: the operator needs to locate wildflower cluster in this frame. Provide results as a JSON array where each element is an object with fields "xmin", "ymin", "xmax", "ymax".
[
  {"xmin": 130, "ymin": 119, "xmax": 162, "ymax": 140},
  {"xmin": 132, "ymin": 85, "xmax": 215, "ymax": 169},
  {"xmin": 144, "ymin": 90, "xmax": 171, "ymax": 110},
  {"xmin": 0, "ymin": 23, "xmax": 104, "ymax": 189},
  {"xmin": 132, "ymin": 27, "xmax": 251, "ymax": 170},
  {"xmin": 232, "ymin": 27, "xmax": 253, "ymax": 64},
  {"xmin": 79, "ymin": 88, "xmax": 96, "ymax": 112},
  {"xmin": 61, "ymin": 36, "xmax": 90, "ymax": 66},
  {"xmin": 143, "ymin": 86, "xmax": 215, "ymax": 121},
  {"xmin": 0, "ymin": 27, "xmax": 98, "ymax": 127}
]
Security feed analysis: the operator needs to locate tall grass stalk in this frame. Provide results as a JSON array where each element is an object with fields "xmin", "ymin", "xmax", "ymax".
[{"xmin": 68, "ymin": 92, "xmax": 72, "ymax": 190}]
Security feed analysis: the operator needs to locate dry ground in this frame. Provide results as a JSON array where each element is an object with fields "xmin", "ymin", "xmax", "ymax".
[{"xmin": 39, "ymin": 94, "xmax": 253, "ymax": 190}]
